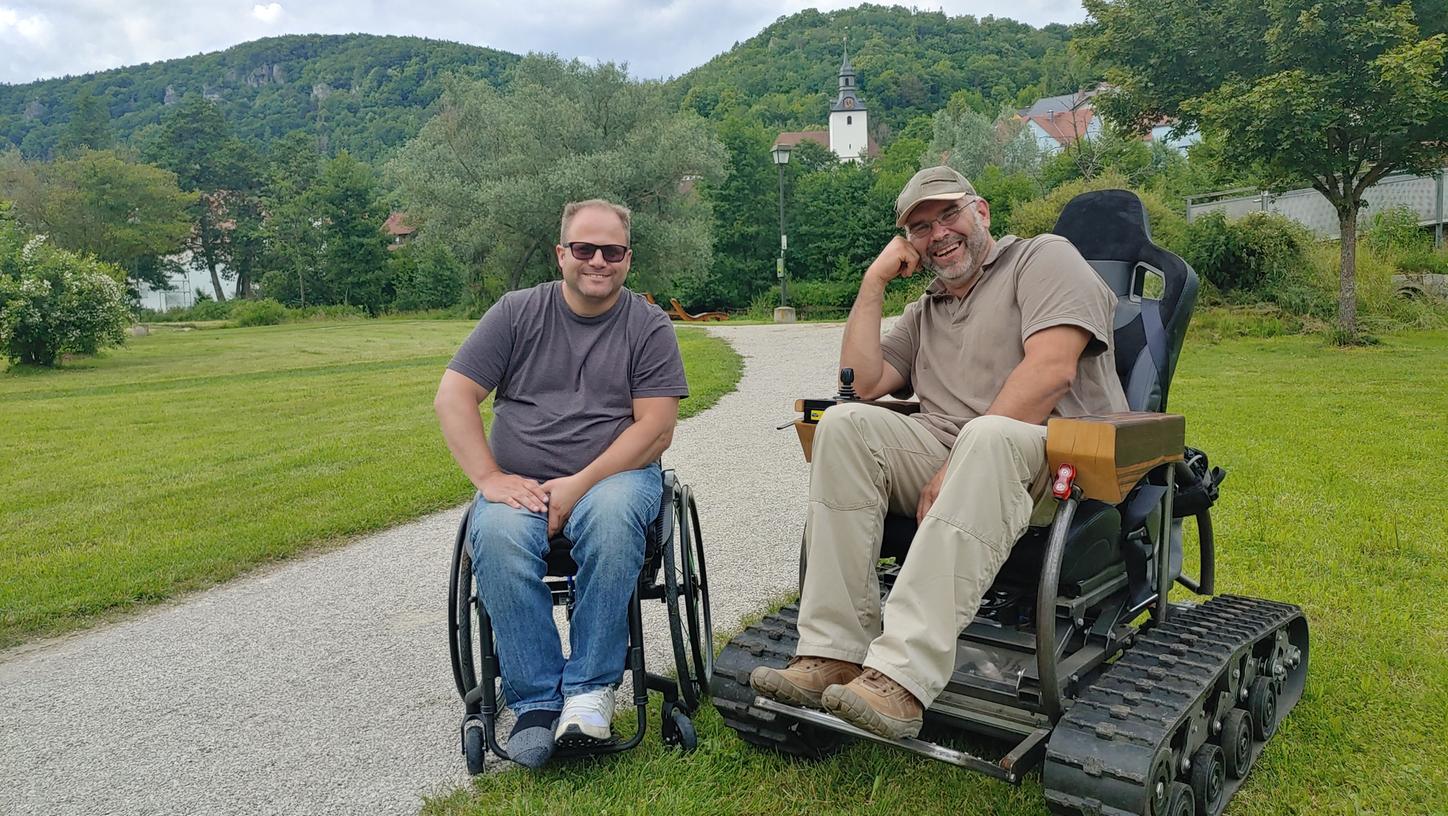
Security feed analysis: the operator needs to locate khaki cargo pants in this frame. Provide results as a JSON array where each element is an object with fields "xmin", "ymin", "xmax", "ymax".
[{"xmin": 795, "ymin": 403, "xmax": 1050, "ymax": 705}]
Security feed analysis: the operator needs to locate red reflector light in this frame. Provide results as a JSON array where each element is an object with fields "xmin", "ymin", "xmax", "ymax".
[{"xmin": 1052, "ymin": 464, "xmax": 1076, "ymax": 499}]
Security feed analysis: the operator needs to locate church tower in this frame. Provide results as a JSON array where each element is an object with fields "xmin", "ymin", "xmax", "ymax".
[{"xmin": 828, "ymin": 41, "xmax": 869, "ymax": 162}]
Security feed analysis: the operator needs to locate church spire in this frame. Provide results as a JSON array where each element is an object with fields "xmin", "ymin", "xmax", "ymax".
[{"xmin": 832, "ymin": 34, "xmax": 864, "ymax": 113}]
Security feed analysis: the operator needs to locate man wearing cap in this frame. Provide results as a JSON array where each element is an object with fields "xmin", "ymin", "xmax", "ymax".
[{"xmin": 751, "ymin": 166, "xmax": 1127, "ymax": 740}]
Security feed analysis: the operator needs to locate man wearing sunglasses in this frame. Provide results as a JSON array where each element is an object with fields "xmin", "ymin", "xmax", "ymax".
[
  {"xmin": 752, "ymin": 166, "xmax": 1127, "ymax": 741},
  {"xmin": 435, "ymin": 199, "xmax": 688, "ymax": 767}
]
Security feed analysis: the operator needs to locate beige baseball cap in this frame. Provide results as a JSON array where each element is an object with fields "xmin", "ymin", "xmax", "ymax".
[{"xmin": 895, "ymin": 165, "xmax": 977, "ymax": 227}]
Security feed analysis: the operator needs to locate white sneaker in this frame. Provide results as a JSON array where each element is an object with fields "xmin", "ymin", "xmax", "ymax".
[{"xmin": 555, "ymin": 686, "xmax": 616, "ymax": 742}]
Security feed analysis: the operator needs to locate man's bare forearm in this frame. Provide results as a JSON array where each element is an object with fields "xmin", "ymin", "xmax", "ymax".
[
  {"xmin": 840, "ymin": 276, "xmax": 892, "ymax": 398},
  {"xmin": 985, "ymin": 365, "xmax": 1074, "ymax": 425},
  {"xmin": 435, "ymin": 389, "xmax": 502, "ymax": 489},
  {"xmin": 985, "ymin": 326, "xmax": 1089, "ymax": 424},
  {"xmin": 577, "ymin": 415, "xmax": 675, "ymax": 488}
]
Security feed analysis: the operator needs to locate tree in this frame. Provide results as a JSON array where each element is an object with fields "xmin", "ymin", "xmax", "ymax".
[
  {"xmin": 145, "ymin": 96, "xmax": 264, "ymax": 301},
  {"xmin": 790, "ymin": 160, "xmax": 897, "ymax": 287},
  {"xmin": 1082, "ymin": 0, "xmax": 1448, "ymax": 340},
  {"xmin": 313, "ymin": 152, "xmax": 390, "ymax": 313},
  {"xmin": 55, "ymin": 88, "xmax": 113, "ymax": 156},
  {"xmin": 925, "ymin": 105, "xmax": 1042, "ymax": 180},
  {"xmin": 0, "ymin": 150, "xmax": 194, "ymax": 294},
  {"xmin": 389, "ymin": 56, "xmax": 727, "ymax": 302},
  {"xmin": 258, "ymin": 131, "xmax": 325, "ymax": 307},
  {"xmin": 691, "ymin": 118, "xmax": 780, "ymax": 309}
]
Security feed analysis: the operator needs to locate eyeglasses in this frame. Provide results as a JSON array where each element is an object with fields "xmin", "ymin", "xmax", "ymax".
[
  {"xmin": 904, "ymin": 199, "xmax": 977, "ymax": 241},
  {"xmin": 564, "ymin": 242, "xmax": 629, "ymax": 262}
]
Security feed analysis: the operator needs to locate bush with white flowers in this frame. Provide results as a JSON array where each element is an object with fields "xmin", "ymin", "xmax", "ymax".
[{"xmin": 0, "ymin": 231, "xmax": 133, "ymax": 367}]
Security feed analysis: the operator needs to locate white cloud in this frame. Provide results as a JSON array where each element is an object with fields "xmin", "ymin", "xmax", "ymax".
[
  {"xmin": 252, "ymin": 3, "xmax": 283, "ymax": 23},
  {"xmin": 0, "ymin": 5, "xmax": 50, "ymax": 43}
]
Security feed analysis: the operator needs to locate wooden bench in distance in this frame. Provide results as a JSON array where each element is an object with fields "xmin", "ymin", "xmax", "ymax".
[{"xmin": 667, "ymin": 297, "xmax": 729, "ymax": 322}]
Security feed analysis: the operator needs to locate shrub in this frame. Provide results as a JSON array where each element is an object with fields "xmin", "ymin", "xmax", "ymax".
[
  {"xmin": 144, "ymin": 298, "xmax": 234, "ymax": 322},
  {"xmin": 0, "ymin": 235, "xmax": 132, "ymax": 366},
  {"xmin": 1392, "ymin": 247, "xmax": 1448, "ymax": 276},
  {"xmin": 1361, "ymin": 206, "xmax": 1430, "ymax": 255},
  {"xmin": 230, "ymin": 298, "xmax": 288, "ymax": 327},
  {"xmin": 1009, "ymin": 172, "xmax": 1189, "ymax": 255},
  {"xmin": 291, "ymin": 304, "xmax": 367, "ymax": 321},
  {"xmin": 1183, "ymin": 211, "xmax": 1313, "ymax": 297},
  {"xmin": 390, "ymin": 243, "xmax": 466, "ymax": 312},
  {"xmin": 788, "ymin": 278, "xmax": 859, "ymax": 317}
]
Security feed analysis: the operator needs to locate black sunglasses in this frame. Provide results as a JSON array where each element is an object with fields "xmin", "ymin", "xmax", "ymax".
[{"xmin": 564, "ymin": 242, "xmax": 629, "ymax": 263}]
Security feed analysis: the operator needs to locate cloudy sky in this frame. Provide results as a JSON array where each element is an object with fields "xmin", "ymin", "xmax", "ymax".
[{"xmin": 0, "ymin": 0, "xmax": 1089, "ymax": 86}]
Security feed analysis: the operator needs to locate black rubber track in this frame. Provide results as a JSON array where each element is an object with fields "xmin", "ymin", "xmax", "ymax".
[
  {"xmin": 1043, "ymin": 595, "xmax": 1307, "ymax": 816},
  {"xmin": 711, "ymin": 602, "xmax": 845, "ymax": 759}
]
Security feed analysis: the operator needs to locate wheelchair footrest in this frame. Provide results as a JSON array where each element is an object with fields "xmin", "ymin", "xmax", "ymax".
[{"xmin": 555, "ymin": 732, "xmax": 619, "ymax": 755}]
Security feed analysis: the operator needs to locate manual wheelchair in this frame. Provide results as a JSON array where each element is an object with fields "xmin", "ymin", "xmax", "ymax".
[{"xmin": 447, "ymin": 468, "xmax": 712, "ymax": 772}]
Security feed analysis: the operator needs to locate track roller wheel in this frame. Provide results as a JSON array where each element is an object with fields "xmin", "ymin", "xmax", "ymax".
[
  {"xmin": 1248, "ymin": 677, "xmax": 1278, "ymax": 740},
  {"xmin": 1219, "ymin": 708, "xmax": 1251, "ymax": 779},
  {"xmin": 1148, "ymin": 750, "xmax": 1174, "ymax": 815},
  {"xmin": 1189, "ymin": 743, "xmax": 1224, "ymax": 816},
  {"xmin": 1165, "ymin": 781, "xmax": 1195, "ymax": 816}
]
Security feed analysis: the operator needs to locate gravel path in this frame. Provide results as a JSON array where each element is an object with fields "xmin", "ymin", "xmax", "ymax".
[{"xmin": 0, "ymin": 322, "xmax": 848, "ymax": 816}]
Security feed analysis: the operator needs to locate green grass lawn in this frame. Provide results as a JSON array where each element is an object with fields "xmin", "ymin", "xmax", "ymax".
[
  {"xmin": 0, "ymin": 320, "xmax": 741, "ymax": 649},
  {"xmin": 427, "ymin": 330, "xmax": 1448, "ymax": 816}
]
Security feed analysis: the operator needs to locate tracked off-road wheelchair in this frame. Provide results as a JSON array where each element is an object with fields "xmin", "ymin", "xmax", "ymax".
[
  {"xmin": 712, "ymin": 190, "xmax": 1310, "ymax": 816},
  {"xmin": 448, "ymin": 467, "xmax": 712, "ymax": 772}
]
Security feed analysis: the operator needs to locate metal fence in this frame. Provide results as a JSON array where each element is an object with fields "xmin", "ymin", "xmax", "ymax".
[{"xmin": 1185, "ymin": 170, "xmax": 1447, "ymax": 247}]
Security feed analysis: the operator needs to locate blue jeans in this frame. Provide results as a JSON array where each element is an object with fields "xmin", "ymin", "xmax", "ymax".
[{"xmin": 469, "ymin": 464, "xmax": 661, "ymax": 714}]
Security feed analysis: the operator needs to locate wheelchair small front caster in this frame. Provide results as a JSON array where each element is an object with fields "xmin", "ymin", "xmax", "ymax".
[
  {"xmin": 661, "ymin": 701, "xmax": 698, "ymax": 752},
  {"xmin": 462, "ymin": 718, "xmax": 486, "ymax": 774}
]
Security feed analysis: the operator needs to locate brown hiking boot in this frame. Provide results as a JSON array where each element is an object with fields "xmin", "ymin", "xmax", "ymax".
[
  {"xmin": 821, "ymin": 668, "xmax": 924, "ymax": 740},
  {"xmin": 750, "ymin": 656, "xmax": 862, "ymax": 708}
]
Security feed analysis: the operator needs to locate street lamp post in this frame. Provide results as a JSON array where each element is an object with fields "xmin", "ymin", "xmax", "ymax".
[{"xmin": 771, "ymin": 144, "xmax": 794, "ymax": 322}]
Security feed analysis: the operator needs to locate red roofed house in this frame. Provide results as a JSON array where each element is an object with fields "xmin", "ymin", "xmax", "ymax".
[
  {"xmin": 1018, "ymin": 88, "xmax": 1200, "ymax": 154},
  {"xmin": 383, "ymin": 211, "xmax": 417, "ymax": 251}
]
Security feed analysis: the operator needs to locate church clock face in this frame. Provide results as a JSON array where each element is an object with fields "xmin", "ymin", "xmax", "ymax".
[{"xmin": 843, "ymin": 97, "xmax": 856, "ymax": 109}]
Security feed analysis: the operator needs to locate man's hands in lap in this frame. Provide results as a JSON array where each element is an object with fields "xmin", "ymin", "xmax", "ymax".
[
  {"xmin": 542, "ymin": 474, "xmax": 589, "ymax": 537},
  {"xmin": 916, "ymin": 463, "xmax": 948, "ymax": 523},
  {"xmin": 479, "ymin": 472, "xmax": 549, "ymax": 514}
]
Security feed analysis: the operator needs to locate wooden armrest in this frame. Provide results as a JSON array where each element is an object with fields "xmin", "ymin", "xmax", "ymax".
[{"xmin": 1046, "ymin": 412, "xmax": 1185, "ymax": 504}]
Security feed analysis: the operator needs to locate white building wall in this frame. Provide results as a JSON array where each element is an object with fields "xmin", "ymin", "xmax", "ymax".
[
  {"xmin": 1027, "ymin": 120, "xmax": 1062, "ymax": 154},
  {"xmin": 135, "ymin": 254, "xmax": 236, "ymax": 312},
  {"xmin": 829, "ymin": 110, "xmax": 869, "ymax": 162},
  {"xmin": 1150, "ymin": 124, "xmax": 1202, "ymax": 152}
]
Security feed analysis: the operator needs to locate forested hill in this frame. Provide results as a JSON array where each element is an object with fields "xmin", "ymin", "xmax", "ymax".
[
  {"xmin": 0, "ymin": 35, "xmax": 517, "ymax": 162},
  {"xmin": 0, "ymin": 7, "xmax": 1085, "ymax": 161},
  {"xmin": 671, "ymin": 5, "xmax": 1086, "ymax": 135}
]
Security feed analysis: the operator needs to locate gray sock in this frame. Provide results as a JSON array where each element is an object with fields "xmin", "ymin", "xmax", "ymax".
[{"xmin": 508, "ymin": 709, "xmax": 559, "ymax": 769}]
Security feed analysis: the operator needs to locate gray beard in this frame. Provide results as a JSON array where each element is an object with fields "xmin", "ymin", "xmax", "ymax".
[
  {"xmin": 924, "ymin": 223, "xmax": 989, "ymax": 289},
  {"xmin": 925, "ymin": 249, "xmax": 984, "ymax": 289}
]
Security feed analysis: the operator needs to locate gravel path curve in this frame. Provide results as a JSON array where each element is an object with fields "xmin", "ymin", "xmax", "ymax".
[{"xmin": 0, "ymin": 322, "xmax": 848, "ymax": 816}]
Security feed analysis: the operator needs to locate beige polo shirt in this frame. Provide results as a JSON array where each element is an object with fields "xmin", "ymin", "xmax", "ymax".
[{"xmin": 881, "ymin": 233, "xmax": 1129, "ymax": 448}]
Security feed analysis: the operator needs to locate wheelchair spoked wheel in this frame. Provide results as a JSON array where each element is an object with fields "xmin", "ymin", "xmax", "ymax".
[
  {"xmin": 663, "ymin": 483, "xmax": 713, "ymax": 712},
  {"xmin": 448, "ymin": 504, "xmax": 490, "ymax": 774}
]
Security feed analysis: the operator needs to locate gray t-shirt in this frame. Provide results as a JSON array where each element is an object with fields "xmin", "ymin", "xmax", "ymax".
[{"xmin": 447, "ymin": 282, "xmax": 689, "ymax": 481}]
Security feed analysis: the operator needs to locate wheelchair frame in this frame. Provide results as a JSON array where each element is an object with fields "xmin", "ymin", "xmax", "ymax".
[
  {"xmin": 713, "ymin": 190, "xmax": 1310, "ymax": 816},
  {"xmin": 447, "ymin": 468, "xmax": 712, "ymax": 772}
]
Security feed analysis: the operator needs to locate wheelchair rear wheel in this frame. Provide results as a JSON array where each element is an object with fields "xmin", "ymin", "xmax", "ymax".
[{"xmin": 664, "ymin": 483, "xmax": 713, "ymax": 712}]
